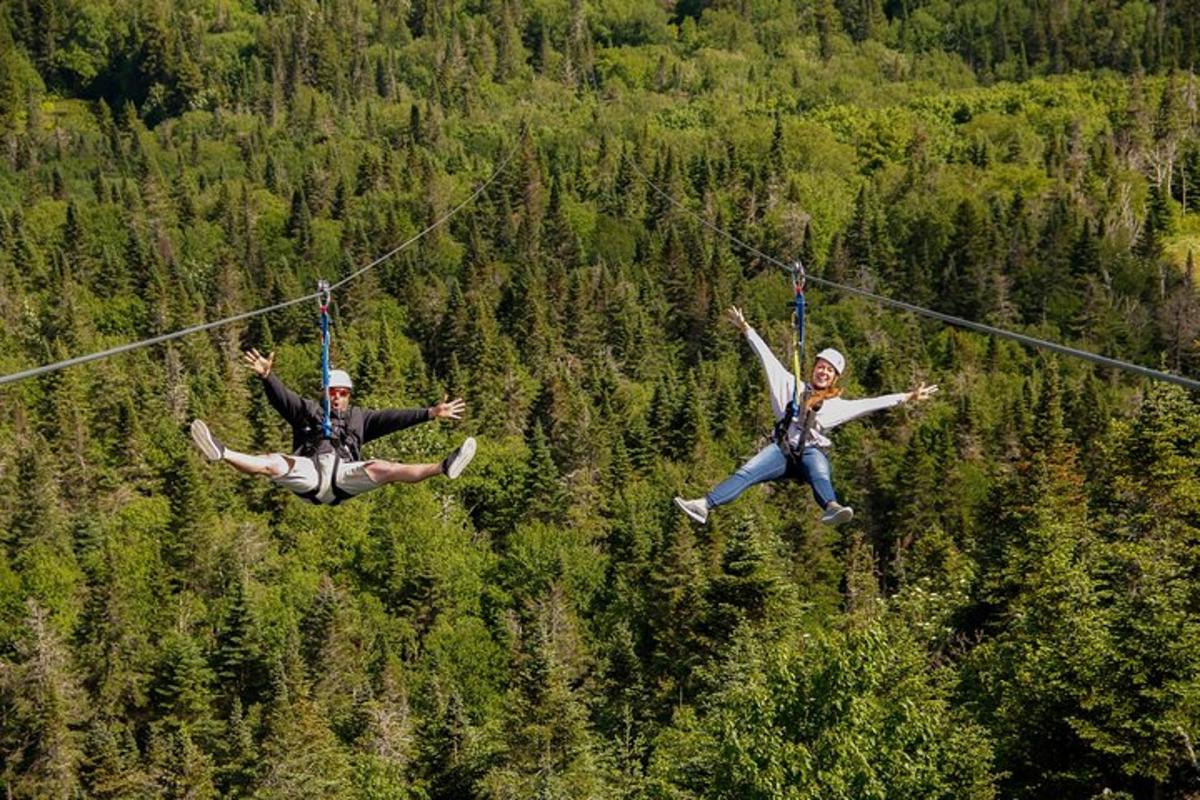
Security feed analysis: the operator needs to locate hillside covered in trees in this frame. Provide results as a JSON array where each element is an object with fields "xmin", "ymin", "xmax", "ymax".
[{"xmin": 1, "ymin": 0, "xmax": 1200, "ymax": 797}]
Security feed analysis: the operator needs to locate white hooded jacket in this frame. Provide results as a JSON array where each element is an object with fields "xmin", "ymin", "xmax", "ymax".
[{"xmin": 744, "ymin": 326, "xmax": 907, "ymax": 451}]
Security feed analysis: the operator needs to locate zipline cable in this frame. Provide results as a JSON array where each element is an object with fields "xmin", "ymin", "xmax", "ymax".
[
  {"xmin": 0, "ymin": 142, "xmax": 518, "ymax": 388},
  {"xmin": 619, "ymin": 147, "xmax": 1200, "ymax": 392}
]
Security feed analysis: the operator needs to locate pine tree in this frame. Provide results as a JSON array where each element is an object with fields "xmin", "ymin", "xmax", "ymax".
[
  {"xmin": 216, "ymin": 697, "xmax": 260, "ymax": 796},
  {"xmin": 963, "ymin": 361, "xmax": 1103, "ymax": 798},
  {"xmin": 152, "ymin": 632, "xmax": 217, "ymax": 732},
  {"xmin": 286, "ymin": 187, "xmax": 313, "ymax": 253},
  {"xmin": 648, "ymin": 516, "xmax": 710, "ymax": 705},
  {"xmin": 216, "ymin": 575, "xmax": 268, "ymax": 707},
  {"xmin": 705, "ymin": 513, "xmax": 791, "ymax": 644},
  {"xmin": 82, "ymin": 719, "xmax": 151, "ymax": 798},
  {"xmin": 768, "ymin": 112, "xmax": 785, "ymax": 177},
  {"xmin": 146, "ymin": 723, "xmax": 218, "ymax": 799},
  {"xmin": 483, "ymin": 587, "xmax": 614, "ymax": 798},
  {"xmin": 0, "ymin": 600, "xmax": 89, "ymax": 798},
  {"xmin": 494, "ymin": 0, "xmax": 527, "ymax": 82},
  {"xmin": 1135, "ymin": 182, "xmax": 1172, "ymax": 276},
  {"xmin": 846, "ymin": 181, "xmax": 898, "ymax": 287},
  {"xmin": 526, "ymin": 422, "xmax": 568, "ymax": 523},
  {"xmin": 255, "ymin": 645, "xmax": 353, "ymax": 798},
  {"xmin": 162, "ymin": 435, "xmax": 215, "ymax": 584},
  {"xmin": 1079, "ymin": 384, "xmax": 1200, "ymax": 787},
  {"xmin": 942, "ymin": 198, "xmax": 997, "ymax": 320}
]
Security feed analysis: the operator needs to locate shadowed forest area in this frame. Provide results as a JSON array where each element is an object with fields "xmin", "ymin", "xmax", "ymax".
[{"xmin": 1, "ymin": 0, "xmax": 1200, "ymax": 797}]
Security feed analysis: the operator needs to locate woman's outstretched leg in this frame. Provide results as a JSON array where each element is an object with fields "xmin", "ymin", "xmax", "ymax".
[
  {"xmin": 675, "ymin": 443, "xmax": 788, "ymax": 524},
  {"xmin": 799, "ymin": 447, "xmax": 853, "ymax": 525}
]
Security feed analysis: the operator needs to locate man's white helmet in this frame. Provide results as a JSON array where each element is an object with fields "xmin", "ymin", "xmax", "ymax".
[
  {"xmin": 328, "ymin": 369, "xmax": 354, "ymax": 390},
  {"xmin": 815, "ymin": 348, "xmax": 846, "ymax": 375}
]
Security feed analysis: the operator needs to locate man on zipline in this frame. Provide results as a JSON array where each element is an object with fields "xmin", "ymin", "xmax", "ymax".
[
  {"xmin": 190, "ymin": 348, "xmax": 476, "ymax": 505},
  {"xmin": 675, "ymin": 307, "xmax": 937, "ymax": 526}
]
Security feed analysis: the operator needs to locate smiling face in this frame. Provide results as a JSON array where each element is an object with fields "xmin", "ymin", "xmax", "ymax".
[{"xmin": 810, "ymin": 358, "xmax": 839, "ymax": 390}]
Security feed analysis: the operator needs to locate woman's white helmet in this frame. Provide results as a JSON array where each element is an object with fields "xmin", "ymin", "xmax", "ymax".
[
  {"xmin": 328, "ymin": 369, "xmax": 354, "ymax": 389},
  {"xmin": 815, "ymin": 348, "xmax": 846, "ymax": 375}
]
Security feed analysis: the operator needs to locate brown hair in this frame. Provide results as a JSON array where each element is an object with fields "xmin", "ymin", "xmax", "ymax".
[{"xmin": 804, "ymin": 384, "xmax": 842, "ymax": 411}]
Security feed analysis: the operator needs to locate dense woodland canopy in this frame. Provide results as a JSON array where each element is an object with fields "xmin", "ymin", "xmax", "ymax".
[{"xmin": 1, "ymin": 0, "xmax": 1200, "ymax": 797}]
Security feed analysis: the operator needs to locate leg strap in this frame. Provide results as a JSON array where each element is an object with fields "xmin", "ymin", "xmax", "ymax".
[{"xmin": 328, "ymin": 455, "xmax": 355, "ymax": 506}]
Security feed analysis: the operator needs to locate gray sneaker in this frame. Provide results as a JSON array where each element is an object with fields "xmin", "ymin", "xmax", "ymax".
[
  {"xmin": 674, "ymin": 496, "xmax": 710, "ymax": 525},
  {"xmin": 820, "ymin": 501, "xmax": 854, "ymax": 526},
  {"xmin": 442, "ymin": 437, "xmax": 477, "ymax": 479},
  {"xmin": 190, "ymin": 419, "xmax": 225, "ymax": 461}
]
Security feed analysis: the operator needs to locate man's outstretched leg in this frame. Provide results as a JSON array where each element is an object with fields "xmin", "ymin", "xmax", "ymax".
[
  {"xmin": 191, "ymin": 419, "xmax": 291, "ymax": 478},
  {"xmin": 364, "ymin": 437, "xmax": 477, "ymax": 485}
]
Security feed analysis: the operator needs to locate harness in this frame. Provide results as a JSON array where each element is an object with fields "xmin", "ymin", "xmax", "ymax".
[
  {"xmin": 295, "ymin": 452, "xmax": 357, "ymax": 506},
  {"xmin": 297, "ymin": 416, "xmax": 358, "ymax": 461},
  {"xmin": 774, "ymin": 388, "xmax": 824, "ymax": 458}
]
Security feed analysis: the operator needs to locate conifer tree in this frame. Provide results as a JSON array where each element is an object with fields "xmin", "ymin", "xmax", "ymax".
[
  {"xmin": 255, "ymin": 642, "xmax": 353, "ymax": 798},
  {"xmin": 705, "ymin": 513, "xmax": 791, "ymax": 644},
  {"xmin": 484, "ymin": 587, "xmax": 613, "ymax": 798},
  {"xmin": 163, "ymin": 435, "xmax": 215, "ymax": 583},
  {"xmin": 0, "ymin": 600, "xmax": 89, "ymax": 798},
  {"xmin": 83, "ymin": 719, "xmax": 151, "ymax": 798},
  {"xmin": 216, "ymin": 575, "xmax": 269, "ymax": 707},
  {"xmin": 152, "ymin": 632, "xmax": 217, "ymax": 733},
  {"xmin": 648, "ymin": 517, "xmax": 710, "ymax": 704},
  {"xmin": 526, "ymin": 422, "xmax": 568, "ymax": 523}
]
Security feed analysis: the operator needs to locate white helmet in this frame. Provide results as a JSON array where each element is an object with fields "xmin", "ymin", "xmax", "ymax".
[
  {"xmin": 815, "ymin": 348, "xmax": 846, "ymax": 375},
  {"xmin": 327, "ymin": 369, "xmax": 353, "ymax": 390}
]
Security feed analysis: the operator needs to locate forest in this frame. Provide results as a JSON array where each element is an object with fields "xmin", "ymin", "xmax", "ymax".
[{"xmin": 0, "ymin": 0, "xmax": 1199, "ymax": 797}]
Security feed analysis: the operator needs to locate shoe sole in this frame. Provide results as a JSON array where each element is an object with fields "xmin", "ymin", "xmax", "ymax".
[
  {"xmin": 190, "ymin": 419, "xmax": 223, "ymax": 461},
  {"xmin": 674, "ymin": 496, "xmax": 708, "ymax": 525},
  {"xmin": 821, "ymin": 507, "xmax": 854, "ymax": 526},
  {"xmin": 445, "ymin": 436, "xmax": 476, "ymax": 479}
]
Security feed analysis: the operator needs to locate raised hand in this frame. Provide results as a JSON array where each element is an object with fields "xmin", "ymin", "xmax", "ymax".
[
  {"xmin": 726, "ymin": 305, "xmax": 749, "ymax": 333},
  {"xmin": 242, "ymin": 348, "xmax": 275, "ymax": 377},
  {"xmin": 907, "ymin": 382, "xmax": 939, "ymax": 403},
  {"xmin": 430, "ymin": 394, "xmax": 466, "ymax": 420}
]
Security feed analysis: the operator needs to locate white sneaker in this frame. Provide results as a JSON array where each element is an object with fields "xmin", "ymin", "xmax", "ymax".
[
  {"xmin": 442, "ymin": 437, "xmax": 477, "ymax": 479},
  {"xmin": 190, "ymin": 419, "xmax": 225, "ymax": 461},
  {"xmin": 820, "ymin": 501, "xmax": 854, "ymax": 526},
  {"xmin": 674, "ymin": 496, "xmax": 709, "ymax": 525}
]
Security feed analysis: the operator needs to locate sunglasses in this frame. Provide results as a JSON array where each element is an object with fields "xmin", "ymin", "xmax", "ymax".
[{"xmin": 328, "ymin": 387, "xmax": 351, "ymax": 398}]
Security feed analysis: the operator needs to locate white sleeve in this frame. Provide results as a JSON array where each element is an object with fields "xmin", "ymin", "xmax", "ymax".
[
  {"xmin": 817, "ymin": 393, "xmax": 908, "ymax": 430},
  {"xmin": 744, "ymin": 326, "xmax": 796, "ymax": 421}
]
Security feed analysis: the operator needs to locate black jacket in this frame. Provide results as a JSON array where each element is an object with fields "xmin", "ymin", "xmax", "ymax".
[{"xmin": 261, "ymin": 373, "xmax": 430, "ymax": 461}]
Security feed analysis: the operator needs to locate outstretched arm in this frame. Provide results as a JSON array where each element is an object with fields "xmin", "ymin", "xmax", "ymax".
[
  {"xmin": 819, "ymin": 382, "xmax": 939, "ymax": 429},
  {"xmin": 361, "ymin": 395, "xmax": 465, "ymax": 443},
  {"xmin": 729, "ymin": 306, "xmax": 795, "ymax": 421},
  {"xmin": 243, "ymin": 349, "xmax": 317, "ymax": 426}
]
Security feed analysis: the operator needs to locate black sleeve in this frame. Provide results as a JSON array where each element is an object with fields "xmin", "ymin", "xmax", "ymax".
[
  {"xmin": 360, "ymin": 406, "xmax": 432, "ymax": 443},
  {"xmin": 261, "ymin": 373, "xmax": 319, "ymax": 427}
]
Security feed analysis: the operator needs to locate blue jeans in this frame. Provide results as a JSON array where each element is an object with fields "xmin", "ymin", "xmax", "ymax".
[{"xmin": 706, "ymin": 444, "xmax": 838, "ymax": 510}]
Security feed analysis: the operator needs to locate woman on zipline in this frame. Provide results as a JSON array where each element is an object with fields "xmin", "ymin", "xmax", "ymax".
[
  {"xmin": 190, "ymin": 348, "xmax": 476, "ymax": 505},
  {"xmin": 675, "ymin": 306, "xmax": 937, "ymax": 526}
]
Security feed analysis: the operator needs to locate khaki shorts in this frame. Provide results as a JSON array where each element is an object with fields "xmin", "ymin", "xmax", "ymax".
[{"xmin": 272, "ymin": 452, "xmax": 380, "ymax": 505}]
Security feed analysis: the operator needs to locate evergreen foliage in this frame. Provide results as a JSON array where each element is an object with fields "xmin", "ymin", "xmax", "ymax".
[{"xmin": 0, "ymin": 0, "xmax": 1199, "ymax": 796}]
